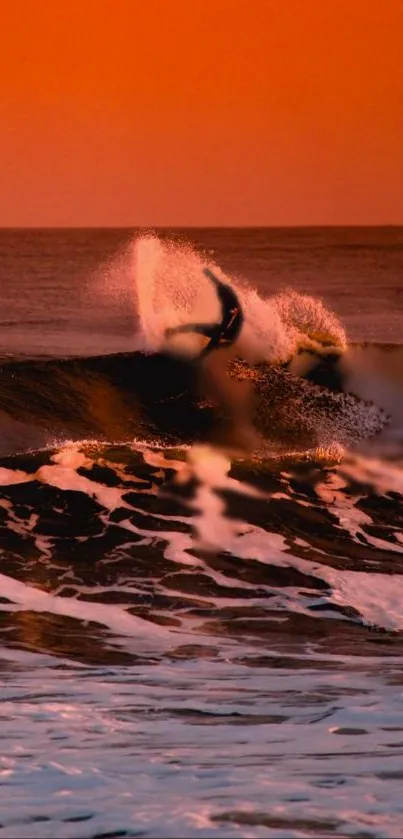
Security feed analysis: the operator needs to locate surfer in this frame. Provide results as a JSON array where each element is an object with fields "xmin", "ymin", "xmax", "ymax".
[{"xmin": 165, "ymin": 268, "xmax": 244, "ymax": 358}]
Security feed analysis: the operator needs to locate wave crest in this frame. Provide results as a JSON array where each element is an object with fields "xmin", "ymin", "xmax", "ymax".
[{"xmin": 134, "ymin": 234, "xmax": 347, "ymax": 364}]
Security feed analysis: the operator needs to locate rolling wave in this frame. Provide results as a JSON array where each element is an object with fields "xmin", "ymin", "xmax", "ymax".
[{"xmin": 0, "ymin": 346, "xmax": 390, "ymax": 458}]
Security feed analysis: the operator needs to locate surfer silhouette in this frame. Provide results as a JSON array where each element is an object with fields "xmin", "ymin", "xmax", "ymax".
[{"xmin": 165, "ymin": 268, "xmax": 244, "ymax": 358}]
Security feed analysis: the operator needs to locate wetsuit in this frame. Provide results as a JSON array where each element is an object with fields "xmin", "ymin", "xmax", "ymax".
[{"xmin": 165, "ymin": 268, "xmax": 244, "ymax": 358}]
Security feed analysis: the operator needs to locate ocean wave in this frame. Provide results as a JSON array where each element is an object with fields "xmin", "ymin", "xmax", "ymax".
[
  {"xmin": 0, "ymin": 440, "xmax": 402, "ymax": 657},
  {"xmin": 0, "ymin": 232, "xmax": 401, "ymax": 651},
  {"xmin": 0, "ymin": 346, "xmax": 389, "ymax": 459}
]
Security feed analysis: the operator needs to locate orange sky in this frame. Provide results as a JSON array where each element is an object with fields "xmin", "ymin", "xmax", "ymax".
[{"xmin": 0, "ymin": 0, "xmax": 402, "ymax": 226}]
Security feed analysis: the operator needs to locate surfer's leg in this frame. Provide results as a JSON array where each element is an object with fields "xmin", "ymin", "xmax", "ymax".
[
  {"xmin": 165, "ymin": 323, "xmax": 217, "ymax": 339},
  {"xmin": 222, "ymin": 310, "xmax": 243, "ymax": 344},
  {"xmin": 198, "ymin": 332, "xmax": 222, "ymax": 359}
]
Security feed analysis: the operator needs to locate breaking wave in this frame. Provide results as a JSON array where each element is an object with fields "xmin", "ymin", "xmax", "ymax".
[{"xmin": 133, "ymin": 234, "xmax": 347, "ymax": 362}]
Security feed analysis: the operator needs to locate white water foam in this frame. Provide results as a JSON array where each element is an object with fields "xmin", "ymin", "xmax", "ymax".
[
  {"xmin": 152, "ymin": 445, "xmax": 403, "ymax": 632},
  {"xmin": 1, "ymin": 441, "xmax": 403, "ymax": 636},
  {"xmin": 0, "ymin": 572, "xmax": 173, "ymax": 646}
]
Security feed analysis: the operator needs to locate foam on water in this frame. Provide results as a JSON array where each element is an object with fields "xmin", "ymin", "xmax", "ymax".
[
  {"xmin": 1, "ymin": 439, "xmax": 403, "ymax": 632},
  {"xmin": 187, "ymin": 447, "xmax": 403, "ymax": 632},
  {"xmin": 18, "ymin": 439, "xmax": 403, "ymax": 634},
  {"xmin": 143, "ymin": 444, "xmax": 403, "ymax": 633},
  {"xmin": 1, "ymin": 438, "xmax": 403, "ymax": 835},
  {"xmin": 0, "ymin": 571, "xmax": 173, "ymax": 646}
]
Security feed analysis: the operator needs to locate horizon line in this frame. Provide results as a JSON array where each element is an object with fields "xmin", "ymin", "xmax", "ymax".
[{"xmin": 0, "ymin": 223, "xmax": 402, "ymax": 231}]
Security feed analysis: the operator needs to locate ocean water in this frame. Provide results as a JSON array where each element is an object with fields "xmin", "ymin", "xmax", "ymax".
[{"xmin": 1, "ymin": 227, "xmax": 403, "ymax": 838}]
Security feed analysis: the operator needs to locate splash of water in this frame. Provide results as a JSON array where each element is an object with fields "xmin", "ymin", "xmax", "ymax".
[
  {"xmin": 134, "ymin": 234, "xmax": 220, "ymax": 355},
  {"xmin": 133, "ymin": 234, "xmax": 346, "ymax": 362}
]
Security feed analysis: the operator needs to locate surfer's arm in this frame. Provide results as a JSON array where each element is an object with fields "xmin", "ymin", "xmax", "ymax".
[
  {"xmin": 166, "ymin": 323, "xmax": 218, "ymax": 339},
  {"xmin": 203, "ymin": 268, "xmax": 221, "ymax": 287}
]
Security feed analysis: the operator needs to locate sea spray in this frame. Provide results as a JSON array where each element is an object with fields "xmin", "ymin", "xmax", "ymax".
[
  {"xmin": 133, "ymin": 233, "xmax": 347, "ymax": 362},
  {"xmin": 134, "ymin": 234, "xmax": 221, "ymax": 354}
]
